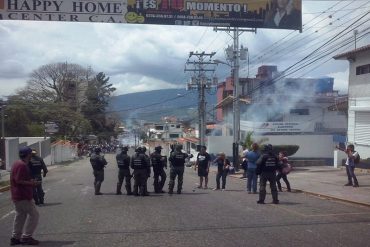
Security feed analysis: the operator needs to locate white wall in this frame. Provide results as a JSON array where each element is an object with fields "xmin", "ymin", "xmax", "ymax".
[
  {"xmin": 207, "ymin": 136, "xmax": 233, "ymax": 157},
  {"xmin": 254, "ymin": 135, "xmax": 335, "ymax": 158},
  {"xmin": 349, "ymin": 51, "xmax": 370, "ymax": 97},
  {"xmin": 347, "ymin": 50, "xmax": 370, "ymax": 160},
  {"xmin": 208, "ymin": 135, "xmax": 336, "ymax": 159}
]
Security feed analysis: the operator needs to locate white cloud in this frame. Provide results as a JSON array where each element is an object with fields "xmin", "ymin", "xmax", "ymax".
[{"xmin": 0, "ymin": 1, "xmax": 369, "ymax": 98}]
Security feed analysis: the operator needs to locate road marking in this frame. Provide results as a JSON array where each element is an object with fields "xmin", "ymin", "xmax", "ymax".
[{"xmin": 1, "ymin": 210, "xmax": 15, "ymax": 220}]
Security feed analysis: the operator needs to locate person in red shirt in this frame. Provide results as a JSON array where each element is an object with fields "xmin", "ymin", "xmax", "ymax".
[{"xmin": 10, "ymin": 146, "xmax": 40, "ymax": 246}]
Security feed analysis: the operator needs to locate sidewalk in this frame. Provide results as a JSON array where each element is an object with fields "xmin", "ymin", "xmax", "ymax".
[{"xmin": 226, "ymin": 166, "xmax": 370, "ymax": 207}]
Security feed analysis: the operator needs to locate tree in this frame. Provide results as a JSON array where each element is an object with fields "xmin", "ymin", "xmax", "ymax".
[
  {"xmin": 18, "ymin": 62, "xmax": 91, "ymax": 104},
  {"xmin": 81, "ymin": 72, "xmax": 116, "ymax": 137}
]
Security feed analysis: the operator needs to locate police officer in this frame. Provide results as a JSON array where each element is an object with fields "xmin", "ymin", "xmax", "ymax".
[
  {"xmin": 141, "ymin": 146, "xmax": 151, "ymax": 195},
  {"xmin": 256, "ymin": 144, "xmax": 280, "ymax": 204},
  {"xmin": 116, "ymin": 146, "xmax": 132, "ymax": 195},
  {"xmin": 29, "ymin": 150, "xmax": 48, "ymax": 205},
  {"xmin": 150, "ymin": 146, "xmax": 167, "ymax": 193},
  {"xmin": 168, "ymin": 144, "xmax": 192, "ymax": 194},
  {"xmin": 131, "ymin": 147, "xmax": 150, "ymax": 196},
  {"xmin": 90, "ymin": 147, "xmax": 107, "ymax": 195}
]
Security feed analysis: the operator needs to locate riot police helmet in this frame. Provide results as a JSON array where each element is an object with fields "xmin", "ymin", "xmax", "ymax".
[
  {"xmin": 121, "ymin": 146, "xmax": 129, "ymax": 152},
  {"xmin": 175, "ymin": 144, "xmax": 183, "ymax": 151},
  {"xmin": 154, "ymin": 146, "xmax": 162, "ymax": 152},
  {"xmin": 142, "ymin": 146, "xmax": 147, "ymax": 153},
  {"xmin": 135, "ymin": 147, "xmax": 142, "ymax": 153},
  {"xmin": 263, "ymin": 144, "xmax": 273, "ymax": 152},
  {"xmin": 94, "ymin": 147, "xmax": 102, "ymax": 153}
]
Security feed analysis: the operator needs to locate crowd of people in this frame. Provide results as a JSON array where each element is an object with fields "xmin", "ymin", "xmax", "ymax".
[{"xmin": 8, "ymin": 141, "xmax": 360, "ymax": 245}]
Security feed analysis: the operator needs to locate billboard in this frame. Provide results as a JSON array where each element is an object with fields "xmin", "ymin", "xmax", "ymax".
[
  {"xmin": 240, "ymin": 121, "xmax": 314, "ymax": 133},
  {"xmin": 0, "ymin": 0, "xmax": 302, "ymax": 30}
]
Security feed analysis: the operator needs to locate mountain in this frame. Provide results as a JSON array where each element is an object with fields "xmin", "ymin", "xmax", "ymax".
[{"xmin": 109, "ymin": 88, "xmax": 218, "ymax": 124}]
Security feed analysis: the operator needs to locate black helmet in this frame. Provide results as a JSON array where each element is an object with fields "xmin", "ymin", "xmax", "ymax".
[
  {"xmin": 135, "ymin": 147, "xmax": 142, "ymax": 153},
  {"xmin": 175, "ymin": 144, "xmax": 183, "ymax": 151},
  {"xmin": 154, "ymin": 146, "xmax": 162, "ymax": 152},
  {"xmin": 142, "ymin": 146, "xmax": 147, "ymax": 153},
  {"xmin": 122, "ymin": 146, "xmax": 129, "ymax": 152},
  {"xmin": 94, "ymin": 147, "xmax": 102, "ymax": 153},
  {"xmin": 263, "ymin": 144, "xmax": 273, "ymax": 152}
]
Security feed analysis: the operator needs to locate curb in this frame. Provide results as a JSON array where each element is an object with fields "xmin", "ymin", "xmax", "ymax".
[
  {"xmin": 292, "ymin": 188, "xmax": 370, "ymax": 208},
  {"xmin": 0, "ymin": 185, "xmax": 10, "ymax": 192},
  {"xmin": 226, "ymin": 171, "xmax": 370, "ymax": 208}
]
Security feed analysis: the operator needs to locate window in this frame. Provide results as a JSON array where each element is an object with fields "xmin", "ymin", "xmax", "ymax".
[
  {"xmin": 290, "ymin": 109, "xmax": 309, "ymax": 115},
  {"xmin": 169, "ymin": 134, "xmax": 179, "ymax": 138},
  {"xmin": 356, "ymin": 64, "xmax": 370, "ymax": 75},
  {"xmin": 176, "ymin": 125, "xmax": 181, "ymax": 128},
  {"xmin": 155, "ymin": 126, "xmax": 164, "ymax": 130}
]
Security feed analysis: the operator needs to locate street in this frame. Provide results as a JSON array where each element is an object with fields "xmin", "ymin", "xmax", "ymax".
[{"xmin": 1, "ymin": 155, "xmax": 370, "ymax": 247}]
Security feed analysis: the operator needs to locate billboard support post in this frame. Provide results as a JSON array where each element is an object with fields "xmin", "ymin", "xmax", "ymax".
[{"xmin": 214, "ymin": 27, "xmax": 256, "ymax": 170}]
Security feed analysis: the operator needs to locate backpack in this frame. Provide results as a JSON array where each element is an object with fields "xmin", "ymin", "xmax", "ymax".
[
  {"xmin": 354, "ymin": 152, "xmax": 360, "ymax": 164},
  {"xmin": 282, "ymin": 163, "xmax": 292, "ymax": 175}
]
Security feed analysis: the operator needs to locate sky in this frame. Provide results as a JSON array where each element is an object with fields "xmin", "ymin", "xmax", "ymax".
[{"xmin": 1, "ymin": 0, "xmax": 370, "ymax": 98}]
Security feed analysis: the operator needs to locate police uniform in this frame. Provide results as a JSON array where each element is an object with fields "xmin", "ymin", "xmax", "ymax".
[
  {"xmin": 116, "ymin": 147, "xmax": 132, "ymax": 195},
  {"xmin": 150, "ymin": 146, "xmax": 167, "ymax": 193},
  {"xmin": 131, "ymin": 148, "xmax": 150, "ymax": 196},
  {"xmin": 168, "ymin": 146, "xmax": 189, "ymax": 194},
  {"xmin": 29, "ymin": 152, "xmax": 48, "ymax": 205},
  {"xmin": 90, "ymin": 149, "xmax": 107, "ymax": 195},
  {"xmin": 256, "ymin": 144, "xmax": 280, "ymax": 204},
  {"xmin": 142, "ymin": 147, "xmax": 151, "ymax": 195}
]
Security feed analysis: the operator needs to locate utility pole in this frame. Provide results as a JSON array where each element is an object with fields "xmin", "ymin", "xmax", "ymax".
[
  {"xmin": 0, "ymin": 101, "xmax": 5, "ymax": 140},
  {"xmin": 185, "ymin": 52, "xmax": 218, "ymax": 147},
  {"xmin": 214, "ymin": 27, "xmax": 255, "ymax": 169}
]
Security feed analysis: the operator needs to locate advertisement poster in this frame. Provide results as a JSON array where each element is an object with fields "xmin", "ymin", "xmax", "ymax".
[{"xmin": 0, "ymin": 0, "xmax": 302, "ymax": 30}]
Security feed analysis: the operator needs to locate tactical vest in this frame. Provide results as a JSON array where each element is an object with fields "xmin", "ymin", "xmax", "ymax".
[
  {"xmin": 116, "ymin": 153, "xmax": 130, "ymax": 169},
  {"xmin": 171, "ymin": 152, "xmax": 187, "ymax": 167},
  {"xmin": 90, "ymin": 154, "xmax": 107, "ymax": 171},
  {"xmin": 29, "ymin": 156, "xmax": 44, "ymax": 175},
  {"xmin": 262, "ymin": 154, "xmax": 278, "ymax": 173},
  {"xmin": 132, "ymin": 154, "xmax": 147, "ymax": 169}
]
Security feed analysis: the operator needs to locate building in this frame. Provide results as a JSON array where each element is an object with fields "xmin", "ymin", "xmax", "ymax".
[
  {"xmin": 334, "ymin": 44, "xmax": 370, "ymax": 159},
  {"xmin": 147, "ymin": 122, "xmax": 183, "ymax": 140},
  {"xmin": 214, "ymin": 65, "xmax": 347, "ymax": 162}
]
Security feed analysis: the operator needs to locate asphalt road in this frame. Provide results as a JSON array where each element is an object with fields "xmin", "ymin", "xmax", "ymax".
[{"xmin": 1, "ymin": 154, "xmax": 370, "ymax": 247}]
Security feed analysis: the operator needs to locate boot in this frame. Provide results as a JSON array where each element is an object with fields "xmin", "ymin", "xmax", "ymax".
[
  {"xmin": 133, "ymin": 185, "xmax": 139, "ymax": 196},
  {"xmin": 116, "ymin": 183, "xmax": 122, "ymax": 195},
  {"xmin": 353, "ymin": 179, "xmax": 359, "ymax": 187},
  {"xmin": 126, "ymin": 185, "xmax": 133, "ymax": 195},
  {"xmin": 95, "ymin": 183, "xmax": 102, "ymax": 195}
]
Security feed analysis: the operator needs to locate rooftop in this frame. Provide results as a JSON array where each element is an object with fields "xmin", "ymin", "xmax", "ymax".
[{"xmin": 333, "ymin": 44, "xmax": 370, "ymax": 60}]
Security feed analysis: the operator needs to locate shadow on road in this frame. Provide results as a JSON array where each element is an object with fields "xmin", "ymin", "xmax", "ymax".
[
  {"xmin": 40, "ymin": 202, "xmax": 63, "ymax": 207},
  {"xmin": 40, "ymin": 240, "xmax": 75, "ymax": 246}
]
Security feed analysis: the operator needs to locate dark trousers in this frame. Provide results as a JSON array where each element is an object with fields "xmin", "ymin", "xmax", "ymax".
[
  {"xmin": 93, "ymin": 170, "xmax": 104, "ymax": 194},
  {"xmin": 168, "ymin": 166, "xmax": 184, "ymax": 193},
  {"xmin": 133, "ymin": 169, "xmax": 147, "ymax": 196},
  {"xmin": 216, "ymin": 171, "xmax": 227, "ymax": 189},
  {"xmin": 153, "ymin": 168, "xmax": 167, "ymax": 193},
  {"xmin": 117, "ymin": 168, "xmax": 132, "ymax": 194},
  {"xmin": 32, "ymin": 174, "xmax": 44, "ymax": 204},
  {"xmin": 346, "ymin": 165, "xmax": 359, "ymax": 185},
  {"xmin": 259, "ymin": 172, "xmax": 278, "ymax": 203},
  {"xmin": 276, "ymin": 172, "xmax": 291, "ymax": 191}
]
